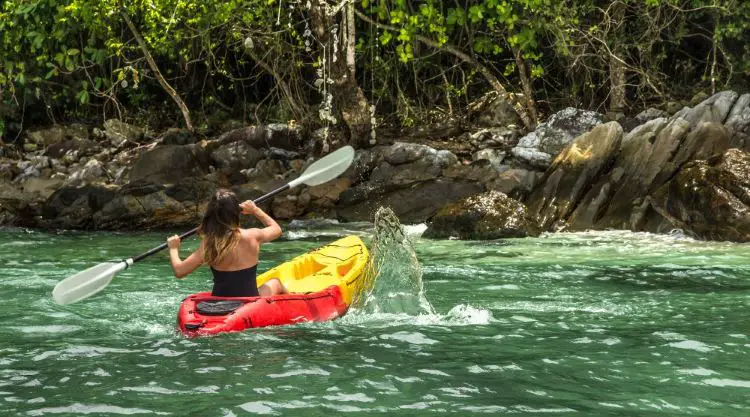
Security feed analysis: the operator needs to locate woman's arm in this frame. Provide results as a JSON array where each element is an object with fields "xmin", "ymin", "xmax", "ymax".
[
  {"xmin": 167, "ymin": 235, "xmax": 204, "ymax": 278},
  {"xmin": 240, "ymin": 200, "xmax": 282, "ymax": 243}
]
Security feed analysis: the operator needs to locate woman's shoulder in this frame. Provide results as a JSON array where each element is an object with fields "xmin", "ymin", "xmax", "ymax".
[{"xmin": 238, "ymin": 228, "xmax": 260, "ymax": 239}]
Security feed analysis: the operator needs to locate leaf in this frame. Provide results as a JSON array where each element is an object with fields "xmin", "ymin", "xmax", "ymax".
[
  {"xmin": 468, "ymin": 5, "xmax": 484, "ymax": 23},
  {"xmin": 67, "ymin": 48, "xmax": 80, "ymax": 56}
]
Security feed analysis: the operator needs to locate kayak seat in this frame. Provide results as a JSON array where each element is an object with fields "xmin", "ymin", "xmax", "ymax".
[{"xmin": 196, "ymin": 300, "xmax": 246, "ymax": 316}]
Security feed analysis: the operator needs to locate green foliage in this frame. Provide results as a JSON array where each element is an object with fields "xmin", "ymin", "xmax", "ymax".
[{"xmin": 0, "ymin": 0, "xmax": 747, "ymax": 131}]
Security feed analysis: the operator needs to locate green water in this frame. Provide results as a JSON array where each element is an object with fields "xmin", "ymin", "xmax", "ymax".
[{"xmin": 0, "ymin": 224, "xmax": 749, "ymax": 416}]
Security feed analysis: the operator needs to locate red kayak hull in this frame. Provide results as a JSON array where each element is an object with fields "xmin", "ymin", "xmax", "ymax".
[{"xmin": 177, "ymin": 285, "xmax": 348, "ymax": 336}]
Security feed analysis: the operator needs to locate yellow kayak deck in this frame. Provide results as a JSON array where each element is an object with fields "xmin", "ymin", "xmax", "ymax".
[{"xmin": 256, "ymin": 235, "xmax": 369, "ymax": 306}]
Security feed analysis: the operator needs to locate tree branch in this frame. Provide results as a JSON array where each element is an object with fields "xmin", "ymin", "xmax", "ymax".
[
  {"xmin": 354, "ymin": 8, "xmax": 534, "ymax": 130},
  {"xmin": 121, "ymin": 10, "xmax": 194, "ymax": 131}
]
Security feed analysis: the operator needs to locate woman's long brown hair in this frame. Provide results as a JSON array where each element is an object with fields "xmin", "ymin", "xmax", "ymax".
[{"xmin": 199, "ymin": 189, "xmax": 241, "ymax": 265}]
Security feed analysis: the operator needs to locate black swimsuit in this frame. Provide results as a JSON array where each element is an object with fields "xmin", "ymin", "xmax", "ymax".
[{"xmin": 210, "ymin": 265, "xmax": 259, "ymax": 297}]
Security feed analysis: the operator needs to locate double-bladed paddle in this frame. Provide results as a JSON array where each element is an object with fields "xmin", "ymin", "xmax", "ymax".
[{"xmin": 52, "ymin": 145, "xmax": 355, "ymax": 305}]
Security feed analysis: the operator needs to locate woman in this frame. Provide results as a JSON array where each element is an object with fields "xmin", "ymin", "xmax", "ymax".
[{"xmin": 166, "ymin": 189, "xmax": 287, "ymax": 297}]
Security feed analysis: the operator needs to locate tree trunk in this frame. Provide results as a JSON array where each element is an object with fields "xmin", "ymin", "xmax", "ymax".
[
  {"xmin": 309, "ymin": 1, "xmax": 372, "ymax": 148},
  {"xmin": 608, "ymin": 2, "xmax": 627, "ymax": 113},
  {"xmin": 121, "ymin": 11, "xmax": 194, "ymax": 131},
  {"xmin": 513, "ymin": 48, "xmax": 538, "ymax": 128}
]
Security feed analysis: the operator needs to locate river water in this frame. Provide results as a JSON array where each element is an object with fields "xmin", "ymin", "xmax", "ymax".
[{"xmin": 0, "ymin": 220, "xmax": 748, "ymax": 416}]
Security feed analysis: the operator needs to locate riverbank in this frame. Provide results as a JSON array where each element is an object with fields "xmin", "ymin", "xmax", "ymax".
[{"xmin": 1, "ymin": 90, "xmax": 749, "ymax": 241}]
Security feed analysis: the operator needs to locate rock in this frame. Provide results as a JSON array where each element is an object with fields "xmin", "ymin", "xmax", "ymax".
[
  {"xmin": 24, "ymin": 124, "xmax": 89, "ymax": 148},
  {"xmin": 342, "ymin": 147, "xmax": 387, "ymax": 184},
  {"xmin": 165, "ymin": 178, "xmax": 217, "ymax": 205},
  {"xmin": 161, "ymin": 128, "xmax": 198, "ymax": 146},
  {"xmin": 443, "ymin": 159, "xmax": 501, "ymax": 184},
  {"xmin": 424, "ymin": 191, "xmax": 539, "ymax": 239},
  {"xmin": 120, "ymin": 179, "xmax": 165, "ymax": 196},
  {"xmin": 0, "ymin": 163, "xmax": 14, "ymax": 181},
  {"xmin": 308, "ymin": 178, "xmax": 351, "ymax": 209},
  {"xmin": 210, "ymin": 141, "xmax": 263, "ymax": 173},
  {"xmin": 468, "ymin": 128, "xmax": 519, "ymax": 151},
  {"xmin": 468, "ymin": 91, "xmax": 523, "ymax": 128},
  {"xmin": 272, "ymin": 194, "xmax": 308, "ymax": 220},
  {"xmin": 214, "ymin": 125, "xmax": 302, "ymax": 151},
  {"xmin": 66, "ymin": 159, "xmax": 106, "ymax": 186},
  {"xmin": 472, "ymin": 149, "xmax": 507, "ymax": 169},
  {"xmin": 511, "ymin": 107, "xmax": 605, "ymax": 168},
  {"xmin": 266, "ymin": 147, "xmax": 300, "ymax": 161},
  {"xmin": 510, "ymin": 143, "xmax": 552, "ymax": 169},
  {"xmin": 130, "ymin": 145, "xmax": 210, "ymax": 184},
  {"xmin": 337, "ymin": 179, "xmax": 484, "ymax": 223},
  {"xmin": 21, "ymin": 177, "xmax": 63, "ymax": 199},
  {"xmin": 680, "ymin": 91, "xmax": 739, "ymax": 128},
  {"xmin": 649, "ymin": 148, "xmax": 750, "ymax": 241},
  {"xmin": 93, "ymin": 190, "xmax": 195, "ymax": 230},
  {"xmin": 590, "ymin": 119, "xmax": 730, "ymax": 230},
  {"xmin": 527, "ymin": 122, "xmax": 623, "ymax": 231},
  {"xmin": 45, "ymin": 138, "xmax": 101, "ymax": 159},
  {"xmin": 622, "ymin": 108, "xmax": 669, "ymax": 132},
  {"xmin": 42, "ymin": 185, "xmax": 116, "ymax": 228},
  {"xmin": 370, "ymin": 144, "xmax": 457, "ymax": 187},
  {"xmin": 103, "ymin": 119, "xmax": 145, "ymax": 147},
  {"xmin": 0, "ymin": 182, "xmax": 41, "ymax": 226},
  {"xmin": 384, "ymin": 142, "xmax": 436, "ymax": 165},
  {"xmin": 486, "ymin": 168, "xmax": 542, "ymax": 199},
  {"xmin": 726, "ymin": 93, "xmax": 750, "ymax": 149}
]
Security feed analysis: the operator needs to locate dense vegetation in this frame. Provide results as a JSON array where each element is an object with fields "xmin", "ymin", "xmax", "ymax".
[{"xmin": 1, "ymin": 0, "xmax": 748, "ymax": 145}]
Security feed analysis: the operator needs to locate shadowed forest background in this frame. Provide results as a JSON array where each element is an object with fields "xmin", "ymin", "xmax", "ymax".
[{"xmin": 1, "ymin": 0, "xmax": 748, "ymax": 145}]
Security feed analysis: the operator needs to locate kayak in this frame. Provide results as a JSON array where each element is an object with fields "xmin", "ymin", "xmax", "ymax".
[{"xmin": 177, "ymin": 235, "xmax": 369, "ymax": 336}]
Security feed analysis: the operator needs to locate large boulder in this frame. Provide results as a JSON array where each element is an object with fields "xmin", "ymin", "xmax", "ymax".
[
  {"xmin": 337, "ymin": 179, "xmax": 484, "ymax": 223},
  {"xmin": 93, "ymin": 190, "xmax": 196, "ymax": 230},
  {"xmin": 511, "ymin": 107, "xmax": 605, "ymax": 168},
  {"xmin": 209, "ymin": 141, "xmax": 263, "ymax": 175},
  {"xmin": 424, "ymin": 191, "xmax": 539, "ymax": 239},
  {"xmin": 526, "ymin": 122, "xmax": 623, "ymax": 231},
  {"xmin": 588, "ymin": 120, "xmax": 730, "ymax": 230},
  {"xmin": 129, "ymin": 145, "xmax": 209, "ymax": 184},
  {"xmin": 212, "ymin": 124, "xmax": 302, "ymax": 151},
  {"xmin": 42, "ymin": 185, "xmax": 116, "ymax": 229},
  {"xmin": 726, "ymin": 93, "xmax": 750, "ymax": 149},
  {"xmin": 648, "ymin": 148, "xmax": 750, "ymax": 241},
  {"xmin": 101, "ymin": 119, "xmax": 145, "ymax": 147}
]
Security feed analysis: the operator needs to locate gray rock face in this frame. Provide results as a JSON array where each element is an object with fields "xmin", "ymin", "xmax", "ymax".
[
  {"xmin": 424, "ymin": 190, "xmax": 540, "ymax": 239},
  {"xmin": 526, "ymin": 122, "xmax": 623, "ymax": 231},
  {"xmin": 129, "ymin": 145, "xmax": 209, "ymax": 184},
  {"xmin": 726, "ymin": 93, "xmax": 750, "ymax": 149},
  {"xmin": 510, "ymin": 107, "xmax": 605, "ymax": 168},
  {"xmin": 338, "ymin": 179, "xmax": 484, "ymax": 223},
  {"xmin": 678, "ymin": 91, "xmax": 739, "ymax": 128}
]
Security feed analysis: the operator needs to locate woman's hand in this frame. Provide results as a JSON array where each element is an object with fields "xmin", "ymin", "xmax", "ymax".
[
  {"xmin": 240, "ymin": 200, "xmax": 257, "ymax": 215},
  {"xmin": 167, "ymin": 235, "xmax": 181, "ymax": 250}
]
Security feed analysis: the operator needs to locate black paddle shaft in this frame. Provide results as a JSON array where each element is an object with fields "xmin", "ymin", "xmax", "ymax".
[{"xmin": 130, "ymin": 183, "xmax": 291, "ymax": 264}]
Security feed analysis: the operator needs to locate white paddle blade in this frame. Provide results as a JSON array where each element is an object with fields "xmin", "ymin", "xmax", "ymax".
[
  {"xmin": 52, "ymin": 262, "xmax": 127, "ymax": 305},
  {"xmin": 290, "ymin": 145, "xmax": 355, "ymax": 188}
]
